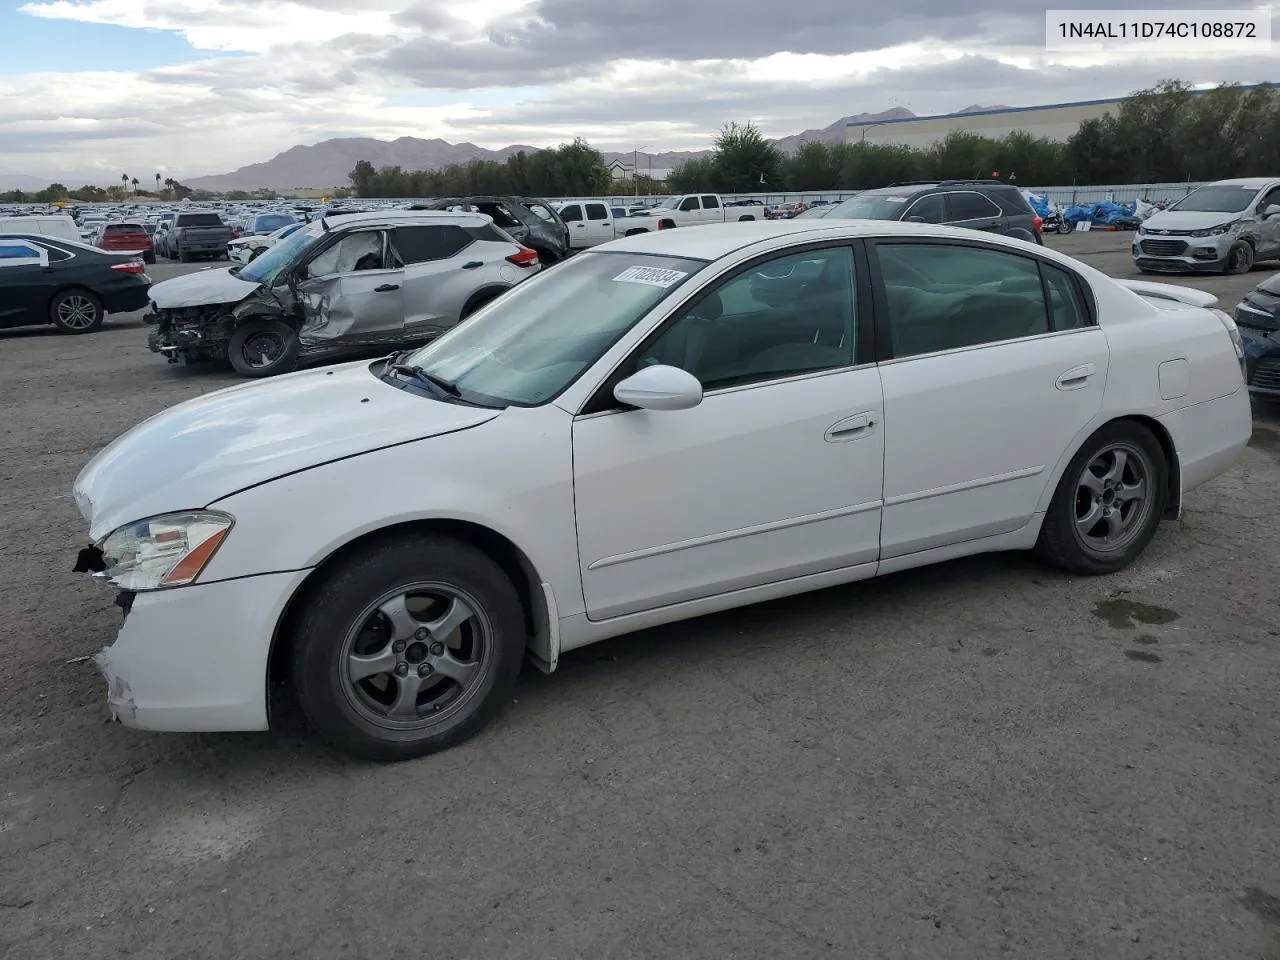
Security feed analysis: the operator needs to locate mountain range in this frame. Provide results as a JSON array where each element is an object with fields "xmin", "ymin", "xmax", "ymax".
[{"xmin": 1, "ymin": 104, "xmax": 1013, "ymax": 193}]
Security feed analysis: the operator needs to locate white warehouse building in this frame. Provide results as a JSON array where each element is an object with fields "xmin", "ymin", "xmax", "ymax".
[{"xmin": 845, "ymin": 84, "xmax": 1274, "ymax": 149}]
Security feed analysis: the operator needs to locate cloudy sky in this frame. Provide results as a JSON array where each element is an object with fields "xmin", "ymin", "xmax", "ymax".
[{"xmin": 1, "ymin": 0, "xmax": 1277, "ymax": 181}]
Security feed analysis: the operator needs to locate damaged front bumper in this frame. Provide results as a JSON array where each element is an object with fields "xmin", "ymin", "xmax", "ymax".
[
  {"xmin": 80, "ymin": 569, "xmax": 311, "ymax": 733},
  {"xmin": 148, "ymin": 306, "xmax": 238, "ymax": 362}
]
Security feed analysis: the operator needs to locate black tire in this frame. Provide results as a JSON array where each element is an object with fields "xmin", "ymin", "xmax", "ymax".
[
  {"xmin": 144, "ymin": 251, "xmax": 156, "ymax": 265},
  {"xmin": 49, "ymin": 288, "xmax": 104, "ymax": 334},
  {"xmin": 290, "ymin": 534, "xmax": 526, "ymax": 761},
  {"xmin": 461, "ymin": 290, "xmax": 503, "ymax": 319},
  {"xmin": 227, "ymin": 319, "xmax": 301, "ymax": 377},
  {"xmin": 738, "ymin": 215, "xmax": 755, "ymax": 221},
  {"xmin": 178, "ymin": 250, "xmax": 189, "ymax": 263},
  {"xmin": 1057, "ymin": 220, "xmax": 1074, "ymax": 235},
  {"xmin": 1035, "ymin": 420, "xmax": 1168, "ymax": 575},
  {"xmin": 1225, "ymin": 241, "xmax": 1254, "ymax": 275}
]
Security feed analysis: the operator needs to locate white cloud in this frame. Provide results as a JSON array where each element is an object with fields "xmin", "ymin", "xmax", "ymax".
[{"xmin": 3, "ymin": 0, "xmax": 1276, "ymax": 182}]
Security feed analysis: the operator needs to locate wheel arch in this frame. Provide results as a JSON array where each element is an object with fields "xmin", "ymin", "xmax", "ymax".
[
  {"xmin": 461, "ymin": 284, "xmax": 512, "ymax": 318},
  {"xmin": 266, "ymin": 518, "xmax": 552, "ymax": 715},
  {"xmin": 47, "ymin": 285, "xmax": 103, "ymax": 322},
  {"xmin": 1038, "ymin": 413, "xmax": 1181, "ymax": 524}
]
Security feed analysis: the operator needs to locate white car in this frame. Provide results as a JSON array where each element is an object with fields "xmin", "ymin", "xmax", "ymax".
[
  {"xmin": 228, "ymin": 220, "xmax": 307, "ymax": 264},
  {"xmin": 71, "ymin": 221, "xmax": 1251, "ymax": 761}
]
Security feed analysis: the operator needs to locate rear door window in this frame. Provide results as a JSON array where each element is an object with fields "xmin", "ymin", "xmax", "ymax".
[
  {"xmin": 586, "ymin": 203, "xmax": 609, "ymax": 221},
  {"xmin": 0, "ymin": 241, "xmax": 46, "ymax": 266},
  {"xmin": 945, "ymin": 192, "xmax": 1002, "ymax": 223},
  {"xmin": 701, "ymin": 195, "xmax": 720, "ymax": 209},
  {"xmin": 392, "ymin": 225, "xmax": 473, "ymax": 264},
  {"xmin": 559, "ymin": 204, "xmax": 583, "ymax": 222}
]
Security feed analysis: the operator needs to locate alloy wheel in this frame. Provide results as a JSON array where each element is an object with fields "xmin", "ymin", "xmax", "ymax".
[
  {"xmin": 57, "ymin": 295, "xmax": 98, "ymax": 330},
  {"xmin": 1073, "ymin": 441, "xmax": 1155, "ymax": 554},
  {"xmin": 340, "ymin": 584, "xmax": 492, "ymax": 730}
]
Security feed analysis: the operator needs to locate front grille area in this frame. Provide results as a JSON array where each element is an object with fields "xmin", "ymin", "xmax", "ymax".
[
  {"xmin": 1140, "ymin": 239, "xmax": 1189, "ymax": 257},
  {"xmin": 1249, "ymin": 356, "xmax": 1280, "ymax": 390}
]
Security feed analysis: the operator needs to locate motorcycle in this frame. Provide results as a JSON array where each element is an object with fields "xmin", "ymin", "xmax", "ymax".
[{"xmin": 1042, "ymin": 210, "xmax": 1075, "ymax": 235}]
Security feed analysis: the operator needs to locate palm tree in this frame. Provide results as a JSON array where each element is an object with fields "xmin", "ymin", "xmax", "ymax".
[
  {"xmin": 164, "ymin": 177, "xmax": 175, "ymax": 200},
  {"xmin": 131, "ymin": 177, "xmax": 139, "ymax": 194},
  {"xmin": 155, "ymin": 172, "xmax": 161, "ymax": 194}
]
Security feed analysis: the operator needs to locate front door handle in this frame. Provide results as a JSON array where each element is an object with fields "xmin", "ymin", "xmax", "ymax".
[
  {"xmin": 461, "ymin": 260, "xmax": 483, "ymax": 269},
  {"xmin": 825, "ymin": 412, "xmax": 876, "ymax": 442},
  {"xmin": 374, "ymin": 283, "xmax": 400, "ymax": 293},
  {"xmin": 1056, "ymin": 362, "xmax": 1096, "ymax": 390}
]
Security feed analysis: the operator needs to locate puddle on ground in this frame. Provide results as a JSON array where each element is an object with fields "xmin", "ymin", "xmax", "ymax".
[
  {"xmin": 1093, "ymin": 598, "xmax": 1180, "ymax": 631},
  {"xmin": 1124, "ymin": 649, "xmax": 1163, "ymax": 663},
  {"xmin": 1242, "ymin": 886, "xmax": 1280, "ymax": 924}
]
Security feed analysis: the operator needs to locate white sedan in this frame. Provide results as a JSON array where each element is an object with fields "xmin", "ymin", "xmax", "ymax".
[{"xmin": 72, "ymin": 221, "xmax": 1251, "ymax": 761}]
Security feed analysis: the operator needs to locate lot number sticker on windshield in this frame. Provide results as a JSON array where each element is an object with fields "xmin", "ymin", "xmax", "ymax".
[{"xmin": 614, "ymin": 266, "xmax": 689, "ymax": 288}]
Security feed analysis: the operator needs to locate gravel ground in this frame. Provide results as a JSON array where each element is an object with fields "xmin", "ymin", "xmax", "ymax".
[{"xmin": 2, "ymin": 234, "xmax": 1279, "ymax": 959}]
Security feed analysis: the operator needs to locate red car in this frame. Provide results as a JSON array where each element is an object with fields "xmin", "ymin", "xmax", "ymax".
[{"xmin": 97, "ymin": 222, "xmax": 155, "ymax": 264}]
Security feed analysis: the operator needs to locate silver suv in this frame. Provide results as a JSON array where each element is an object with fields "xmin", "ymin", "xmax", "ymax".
[
  {"xmin": 145, "ymin": 210, "xmax": 541, "ymax": 377},
  {"xmin": 1133, "ymin": 177, "xmax": 1280, "ymax": 275}
]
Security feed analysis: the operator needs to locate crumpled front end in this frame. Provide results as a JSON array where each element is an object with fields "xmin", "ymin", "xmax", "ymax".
[{"xmin": 147, "ymin": 303, "xmax": 238, "ymax": 363}]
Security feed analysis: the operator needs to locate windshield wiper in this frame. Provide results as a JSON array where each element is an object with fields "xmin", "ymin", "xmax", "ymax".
[{"xmin": 390, "ymin": 363, "xmax": 462, "ymax": 397}]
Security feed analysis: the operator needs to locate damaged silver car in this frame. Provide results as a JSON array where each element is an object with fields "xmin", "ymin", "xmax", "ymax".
[{"xmin": 145, "ymin": 210, "xmax": 541, "ymax": 377}]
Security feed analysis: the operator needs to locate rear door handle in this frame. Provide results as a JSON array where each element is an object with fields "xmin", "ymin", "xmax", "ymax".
[
  {"xmin": 461, "ymin": 261, "xmax": 483, "ymax": 269},
  {"xmin": 825, "ymin": 412, "xmax": 876, "ymax": 442},
  {"xmin": 1056, "ymin": 362, "xmax": 1096, "ymax": 390},
  {"xmin": 374, "ymin": 284, "xmax": 400, "ymax": 293}
]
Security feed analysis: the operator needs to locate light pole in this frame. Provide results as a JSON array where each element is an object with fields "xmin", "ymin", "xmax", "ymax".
[{"xmin": 633, "ymin": 145, "xmax": 647, "ymax": 198}]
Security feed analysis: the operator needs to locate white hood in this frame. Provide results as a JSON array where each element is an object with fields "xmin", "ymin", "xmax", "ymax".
[
  {"xmin": 149, "ymin": 267, "xmax": 263, "ymax": 309},
  {"xmin": 1142, "ymin": 210, "xmax": 1241, "ymax": 232},
  {"xmin": 72, "ymin": 362, "xmax": 500, "ymax": 540}
]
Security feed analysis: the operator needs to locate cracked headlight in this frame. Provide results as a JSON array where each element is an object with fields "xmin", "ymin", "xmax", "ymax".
[{"xmin": 98, "ymin": 511, "xmax": 233, "ymax": 591}]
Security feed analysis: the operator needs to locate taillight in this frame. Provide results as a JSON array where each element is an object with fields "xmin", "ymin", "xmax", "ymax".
[
  {"xmin": 506, "ymin": 247, "xmax": 539, "ymax": 267},
  {"xmin": 111, "ymin": 259, "xmax": 147, "ymax": 274},
  {"xmin": 1033, "ymin": 215, "xmax": 1044, "ymax": 234}
]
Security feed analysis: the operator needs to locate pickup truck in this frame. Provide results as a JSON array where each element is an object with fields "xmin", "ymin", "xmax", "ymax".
[
  {"xmin": 156, "ymin": 212, "xmax": 233, "ymax": 262},
  {"xmin": 629, "ymin": 193, "xmax": 767, "ymax": 230},
  {"xmin": 556, "ymin": 199, "xmax": 655, "ymax": 250}
]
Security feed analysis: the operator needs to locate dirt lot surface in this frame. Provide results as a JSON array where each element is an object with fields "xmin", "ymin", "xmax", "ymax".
[{"xmin": 2, "ymin": 233, "xmax": 1279, "ymax": 959}]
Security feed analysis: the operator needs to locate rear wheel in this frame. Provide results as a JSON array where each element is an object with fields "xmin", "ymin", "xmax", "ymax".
[
  {"xmin": 227, "ymin": 319, "xmax": 300, "ymax": 377},
  {"xmin": 1035, "ymin": 421, "xmax": 1167, "ymax": 575},
  {"xmin": 290, "ymin": 534, "xmax": 526, "ymax": 761},
  {"xmin": 1057, "ymin": 220, "xmax": 1074, "ymax": 235},
  {"xmin": 50, "ymin": 289, "xmax": 103, "ymax": 334}
]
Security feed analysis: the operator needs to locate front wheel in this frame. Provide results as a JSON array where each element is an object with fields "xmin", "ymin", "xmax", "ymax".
[
  {"xmin": 50, "ymin": 289, "xmax": 103, "ymax": 333},
  {"xmin": 1225, "ymin": 242, "xmax": 1254, "ymax": 275},
  {"xmin": 227, "ymin": 319, "xmax": 300, "ymax": 377},
  {"xmin": 290, "ymin": 534, "xmax": 526, "ymax": 761},
  {"xmin": 1035, "ymin": 421, "xmax": 1167, "ymax": 575},
  {"xmin": 1057, "ymin": 220, "xmax": 1074, "ymax": 235}
]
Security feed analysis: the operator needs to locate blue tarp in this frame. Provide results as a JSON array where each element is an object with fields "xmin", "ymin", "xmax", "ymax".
[
  {"xmin": 1023, "ymin": 193, "xmax": 1053, "ymax": 218},
  {"xmin": 1062, "ymin": 200, "xmax": 1140, "ymax": 225}
]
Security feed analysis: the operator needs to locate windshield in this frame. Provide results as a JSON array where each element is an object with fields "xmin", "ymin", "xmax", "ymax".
[
  {"xmin": 236, "ymin": 221, "xmax": 323, "ymax": 285},
  {"xmin": 656, "ymin": 196, "xmax": 682, "ymax": 209},
  {"xmin": 826, "ymin": 192, "xmax": 915, "ymax": 220},
  {"xmin": 400, "ymin": 252, "xmax": 705, "ymax": 407},
  {"xmin": 1169, "ymin": 185, "xmax": 1259, "ymax": 214}
]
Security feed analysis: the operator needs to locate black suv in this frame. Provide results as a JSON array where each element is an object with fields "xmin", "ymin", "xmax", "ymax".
[
  {"xmin": 825, "ymin": 180, "xmax": 1043, "ymax": 244},
  {"xmin": 413, "ymin": 196, "xmax": 571, "ymax": 264}
]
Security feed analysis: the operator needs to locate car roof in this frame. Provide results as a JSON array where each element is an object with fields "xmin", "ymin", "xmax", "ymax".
[
  {"xmin": 602, "ymin": 219, "xmax": 1058, "ymax": 260},
  {"xmin": 1205, "ymin": 177, "xmax": 1280, "ymax": 188},
  {"xmin": 323, "ymin": 209, "xmax": 493, "ymax": 229}
]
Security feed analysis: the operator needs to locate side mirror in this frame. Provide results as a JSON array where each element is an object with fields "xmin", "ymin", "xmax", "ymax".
[{"xmin": 613, "ymin": 364, "xmax": 703, "ymax": 411}]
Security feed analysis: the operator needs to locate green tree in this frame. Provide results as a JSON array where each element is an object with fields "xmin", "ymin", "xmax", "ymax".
[
  {"xmin": 784, "ymin": 141, "xmax": 841, "ymax": 190},
  {"xmin": 667, "ymin": 157, "xmax": 713, "ymax": 192},
  {"xmin": 710, "ymin": 122, "xmax": 783, "ymax": 192}
]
